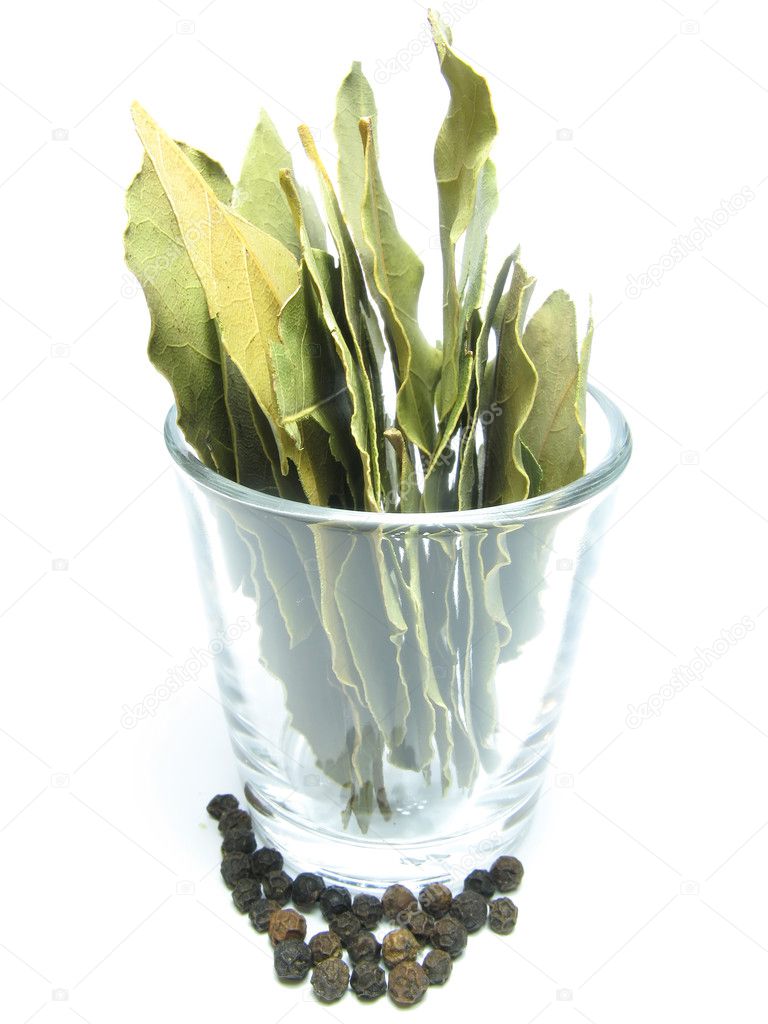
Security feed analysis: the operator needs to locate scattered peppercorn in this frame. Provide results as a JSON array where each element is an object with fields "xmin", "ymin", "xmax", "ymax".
[
  {"xmin": 488, "ymin": 897, "xmax": 518, "ymax": 935},
  {"xmin": 423, "ymin": 948, "xmax": 453, "ymax": 985},
  {"xmin": 220, "ymin": 852, "xmax": 253, "ymax": 889},
  {"xmin": 262, "ymin": 870, "xmax": 293, "ymax": 905},
  {"xmin": 419, "ymin": 882, "xmax": 452, "ymax": 919},
  {"xmin": 388, "ymin": 960, "xmax": 429, "ymax": 1006},
  {"xmin": 248, "ymin": 897, "xmax": 281, "ymax": 933},
  {"xmin": 251, "ymin": 847, "xmax": 284, "ymax": 877},
  {"xmin": 207, "ymin": 793, "xmax": 239, "ymax": 820},
  {"xmin": 489, "ymin": 855, "xmax": 524, "ymax": 892},
  {"xmin": 218, "ymin": 808, "xmax": 251, "ymax": 834},
  {"xmin": 431, "ymin": 916, "xmax": 468, "ymax": 958},
  {"xmin": 404, "ymin": 909, "xmax": 435, "ymax": 945},
  {"xmin": 221, "ymin": 828, "xmax": 256, "ymax": 856},
  {"xmin": 291, "ymin": 872, "xmax": 326, "ymax": 909},
  {"xmin": 382, "ymin": 884, "xmax": 418, "ymax": 923},
  {"xmin": 352, "ymin": 892, "xmax": 384, "ymax": 929},
  {"xmin": 382, "ymin": 927, "xmax": 421, "ymax": 968},
  {"xmin": 308, "ymin": 930, "xmax": 343, "ymax": 965},
  {"xmin": 450, "ymin": 889, "xmax": 488, "ymax": 933},
  {"xmin": 311, "ymin": 957, "xmax": 350, "ymax": 1002},
  {"xmin": 346, "ymin": 930, "xmax": 381, "ymax": 963},
  {"xmin": 464, "ymin": 868, "xmax": 495, "ymax": 899},
  {"xmin": 350, "ymin": 960, "xmax": 387, "ymax": 1001},
  {"xmin": 320, "ymin": 885, "xmax": 352, "ymax": 920},
  {"xmin": 328, "ymin": 910, "xmax": 362, "ymax": 946},
  {"xmin": 269, "ymin": 908, "xmax": 307, "ymax": 946},
  {"xmin": 273, "ymin": 939, "xmax": 312, "ymax": 981},
  {"xmin": 231, "ymin": 877, "xmax": 262, "ymax": 913}
]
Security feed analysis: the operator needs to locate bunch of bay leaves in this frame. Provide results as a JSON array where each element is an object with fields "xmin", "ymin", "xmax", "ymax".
[{"xmin": 125, "ymin": 12, "xmax": 593, "ymax": 829}]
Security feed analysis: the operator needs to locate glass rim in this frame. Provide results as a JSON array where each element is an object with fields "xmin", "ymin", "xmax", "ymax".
[{"xmin": 164, "ymin": 383, "xmax": 632, "ymax": 528}]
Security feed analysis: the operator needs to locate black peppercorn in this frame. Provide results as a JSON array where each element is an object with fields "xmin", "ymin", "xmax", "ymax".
[
  {"xmin": 382, "ymin": 927, "xmax": 420, "ymax": 968},
  {"xmin": 273, "ymin": 939, "xmax": 312, "ymax": 981},
  {"xmin": 489, "ymin": 855, "xmax": 524, "ymax": 892},
  {"xmin": 328, "ymin": 910, "xmax": 362, "ymax": 946},
  {"xmin": 311, "ymin": 957, "xmax": 350, "ymax": 1002},
  {"xmin": 220, "ymin": 852, "xmax": 253, "ymax": 889},
  {"xmin": 388, "ymin": 960, "xmax": 429, "ymax": 1006},
  {"xmin": 221, "ymin": 828, "xmax": 256, "ymax": 856},
  {"xmin": 251, "ymin": 846, "xmax": 284, "ymax": 877},
  {"xmin": 423, "ymin": 948, "xmax": 453, "ymax": 985},
  {"xmin": 352, "ymin": 892, "xmax": 384, "ymax": 929},
  {"xmin": 262, "ymin": 870, "xmax": 293, "ymax": 905},
  {"xmin": 431, "ymin": 916, "xmax": 468, "ymax": 958},
  {"xmin": 218, "ymin": 808, "xmax": 251, "ymax": 834},
  {"xmin": 207, "ymin": 793, "xmax": 239, "ymax": 820},
  {"xmin": 404, "ymin": 909, "xmax": 435, "ymax": 944},
  {"xmin": 231, "ymin": 877, "xmax": 262, "ymax": 913},
  {"xmin": 419, "ymin": 882, "xmax": 452, "ymax": 919},
  {"xmin": 450, "ymin": 889, "xmax": 487, "ymax": 933},
  {"xmin": 291, "ymin": 872, "xmax": 326, "ymax": 909},
  {"xmin": 320, "ymin": 885, "xmax": 352, "ymax": 920},
  {"xmin": 488, "ymin": 897, "xmax": 518, "ymax": 935},
  {"xmin": 350, "ymin": 960, "xmax": 387, "ymax": 1000},
  {"xmin": 346, "ymin": 930, "xmax": 381, "ymax": 963},
  {"xmin": 308, "ymin": 930, "xmax": 343, "ymax": 964},
  {"xmin": 382, "ymin": 884, "xmax": 418, "ymax": 923},
  {"xmin": 248, "ymin": 897, "xmax": 280, "ymax": 933},
  {"xmin": 464, "ymin": 868, "xmax": 495, "ymax": 899},
  {"xmin": 269, "ymin": 908, "xmax": 307, "ymax": 946}
]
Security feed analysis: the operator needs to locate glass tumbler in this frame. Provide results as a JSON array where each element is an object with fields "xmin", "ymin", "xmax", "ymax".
[{"xmin": 166, "ymin": 386, "xmax": 631, "ymax": 890}]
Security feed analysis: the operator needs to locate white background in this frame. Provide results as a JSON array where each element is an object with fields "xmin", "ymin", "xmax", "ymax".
[{"xmin": 2, "ymin": 0, "xmax": 767, "ymax": 1019}]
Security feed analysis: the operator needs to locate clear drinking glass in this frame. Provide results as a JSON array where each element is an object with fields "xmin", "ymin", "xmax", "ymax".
[{"xmin": 167, "ymin": 386, "xmax": 631, "ymax": 890}]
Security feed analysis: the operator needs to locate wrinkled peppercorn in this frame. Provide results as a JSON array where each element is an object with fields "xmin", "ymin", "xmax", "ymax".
[
  {"xmin": 450, "ymin": 889, "xmax": 487, "ymax": 933},
  {"xmin": 291, "ymin": 872, "xmax": 325, "ymax": 909},
  {"xmin": 273, "ymin": 939, "xmax": 312, "ymax": 981},
  {"xmin": 388, "ymin": 960, "xmax": 429, "ymax": 1006},
  {"xmin": 419, "ymin": 882, "xmax": 452, "ymax": 919},
  {"xmin": 382, "ymin": 884, "xmax": 418, "ymax": 923},
  {"xmin": 423, "ymin": 948, "xmax": 453, "ymax": 985},
  {"xmin": 251, "ymin": 847, "xmax": 284, "ymax": 878},
  {"xmin": 218, "ymin": 808, "xmax": 251, "ymax": 834},
  {"xmin": 488, "ymin": 896, "xmax": 518, "ymax": 935},
  {"xmin": 352, "ymin": 892, "xmax": 384, "ymax": 929},
  {"xmin": 404, "ymin": 909, "xmax": 435, "ymax": 944},
  {"xmin": 382, "ymin": 927, "xmax": 421, "ymax": 968},
  {"xmin": 464, "ymin": 868, "xmax": 495, "ymax": 899},
  {"xmin": 346, "ymin": 930, "xmax": 381, "ymax": 963},
  {"xmin": 262, "ymin": 870, "xmax": 293, "ymax": 905},
  {"xmin": 431, "ymin": 916, "xmax": 468, "ymax": 958},
  {"xmin": 489, "ymin": 855, "xmax": 524, "ymax": 892},
  {"xmin": 320, "ymin": 885, "xmax": 352, "ymax": 920},
  {"xmin": 221, "ymin": 829, "xmax": 256, "ymax": 856},
  {"xmin": 231, "ymin": 877, "xmax": 262, "ymax": 913},
  {"xmin": 308, "ymin": 930, "xmax": 343, "ymax": 964},
  {"xmin": 220, "ymin": 852, "xmax": 253, "ymax": 888},
  {"xmin": 207, "ymin": 793, "xmax": 239, "ymax": 820},
  {"xmin": 269, "ymin": 908, "xmax": 307, "ymax": 946},
  {"xmin": 311, "ymin": 957, "xmax": 349, "ymax": 1002},
  {"xmin": 350, "ymin": 960, "xmax": 387, "ymax": 1001},
  {"xmin": 248, "ymin": 897, "xmax": 280, "ymax": 933},
  {"xmin": 328, "ymin": 910, "xmax": 362, "ymax": 946}
]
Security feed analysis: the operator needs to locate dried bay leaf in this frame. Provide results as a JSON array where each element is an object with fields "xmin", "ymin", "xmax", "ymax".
[
  {"xmin": 484, "ymin": 262, "xmax": 538, "ymax": 506},
  {"xmin": 428, "ymin": 11, "xmax": 497, "ymax": 423},
  {"xmin": 124, "ymin": 147, "xmax": 235, "ymax": 477},
  {"xmin": 520, "ymin": 289, "xmax": 583, "ymax": 493}
]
